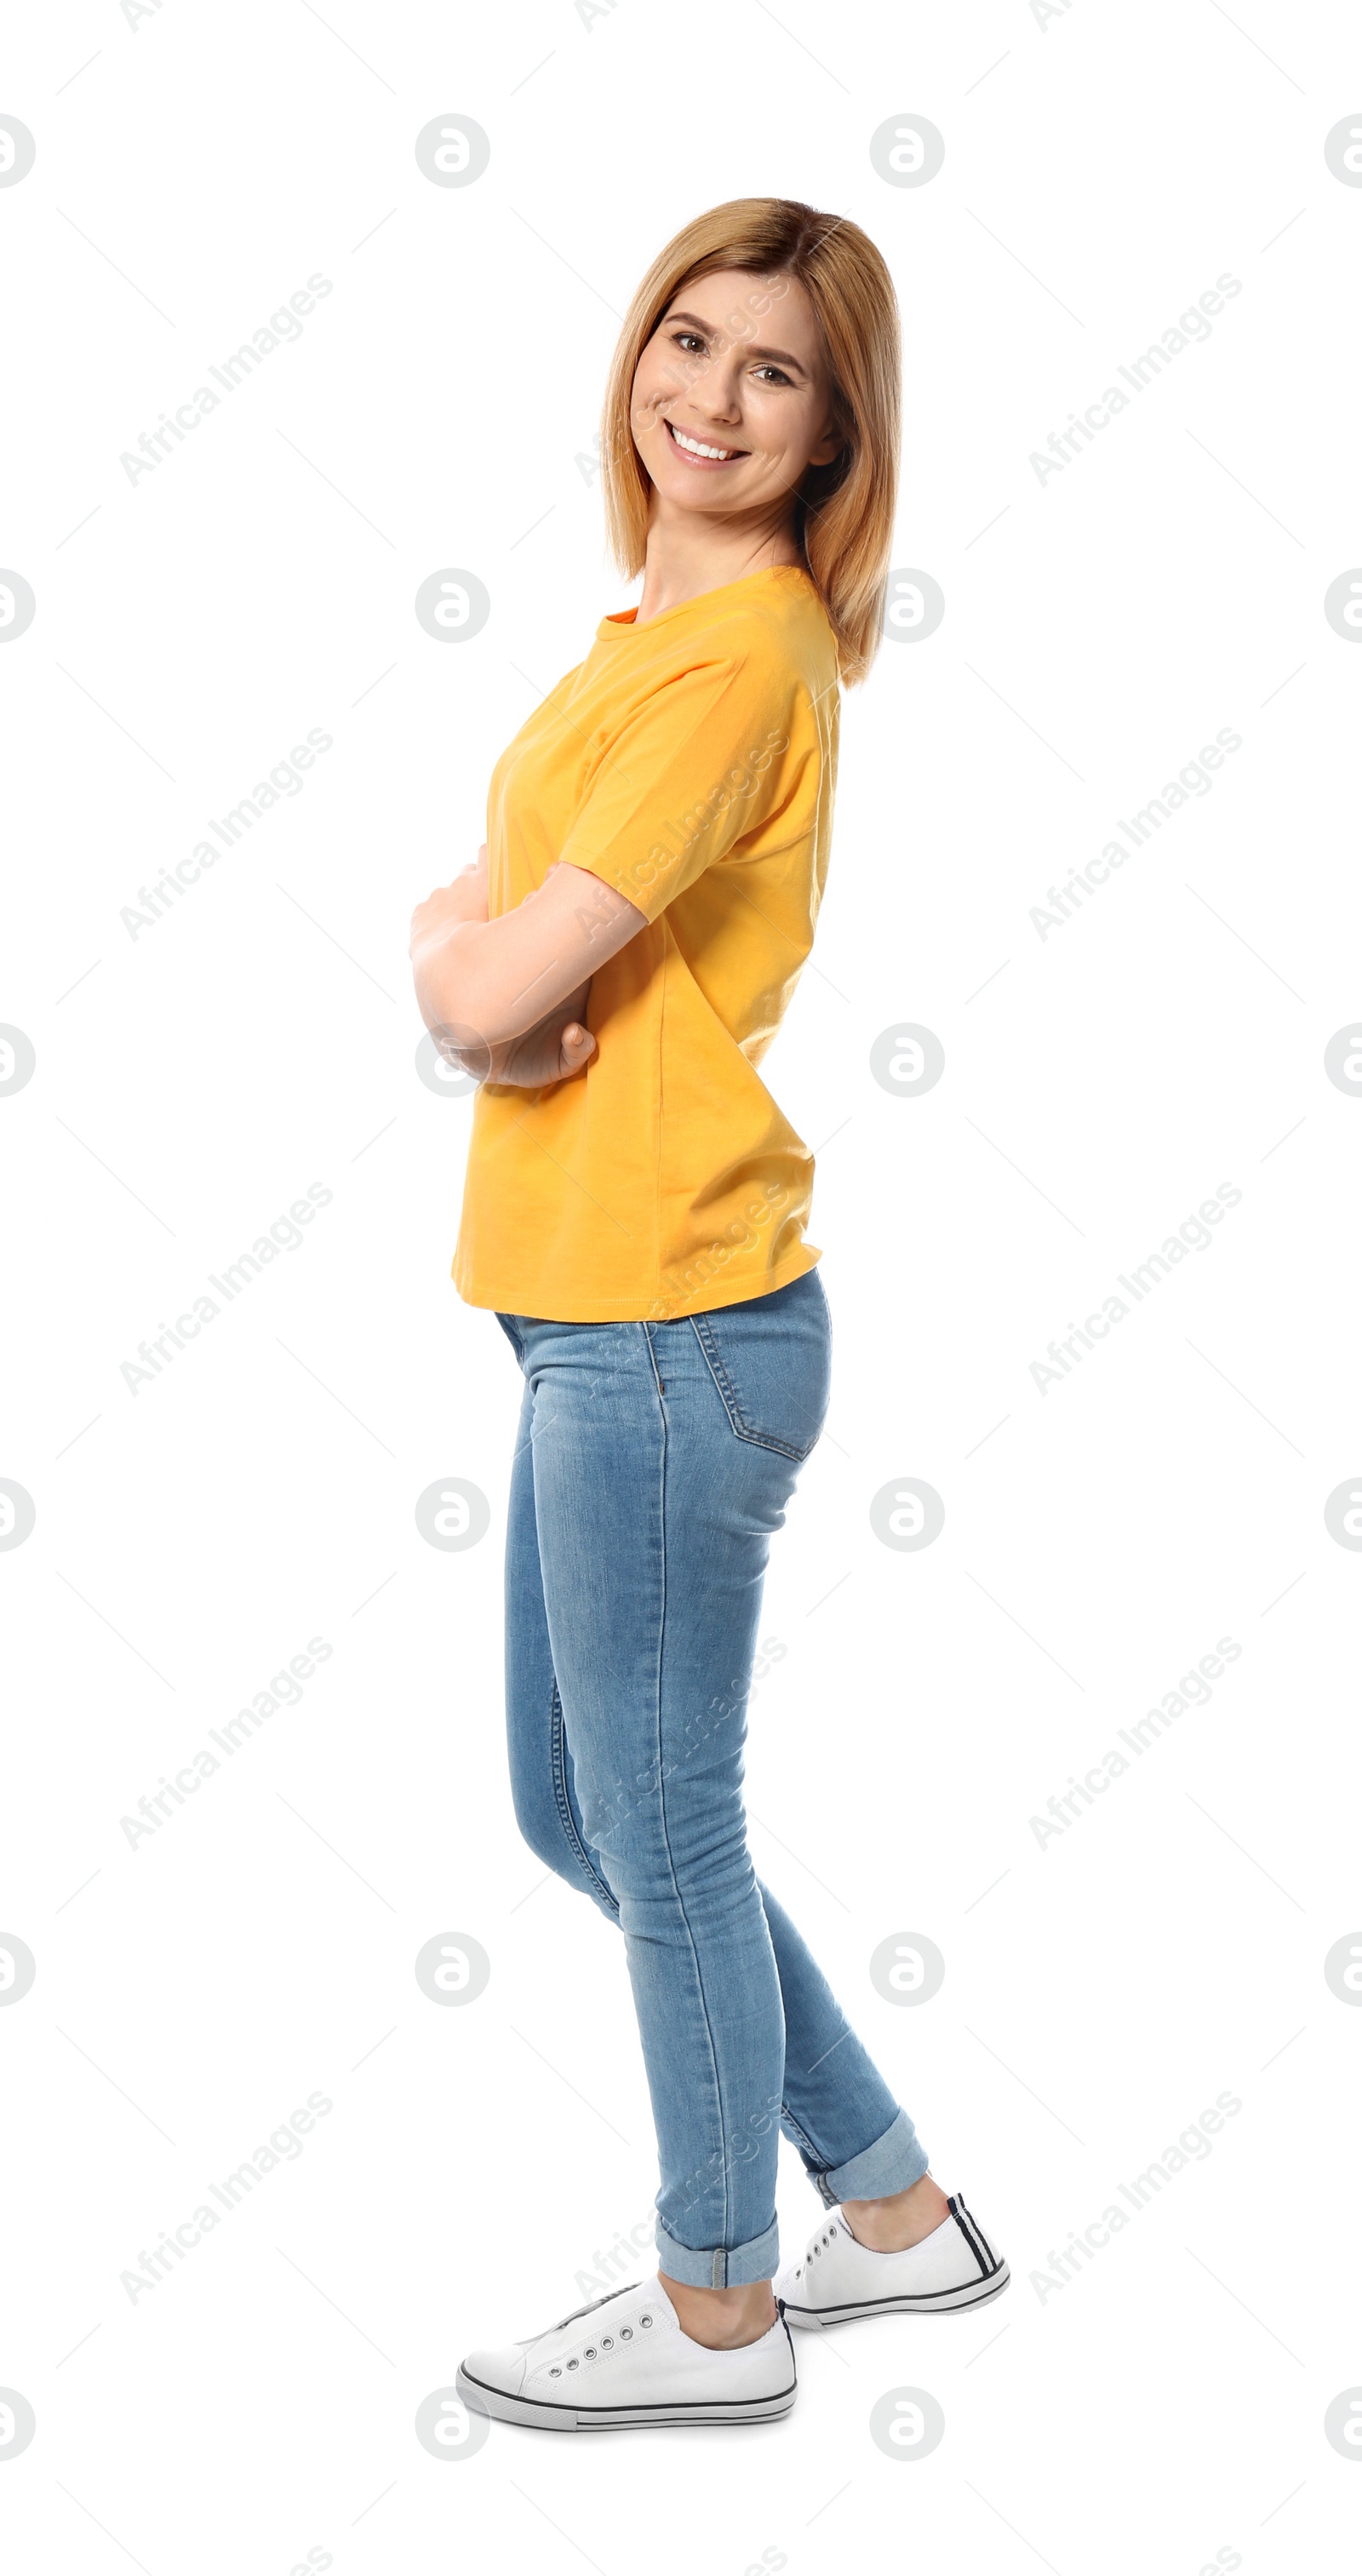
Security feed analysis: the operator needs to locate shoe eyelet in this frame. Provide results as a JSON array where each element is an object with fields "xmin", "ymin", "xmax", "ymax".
[
  {"xmin": 584, "ymin": 2346, "xmax": 597, "ymax": 2359},
  {"xmin": 601, "ymin": 2335, "xmax": 614, "ymax": 2349},
  {"xmin": 621, "ymin": 2325, "xmax": 632, "ymax": 2338},
  {"xmin": 566, "ymin": 2357, "xmax": 580, "ymax": 2371},
  {"xmin": 549, "ymin": 2365, "xmax": 562, "ymax": 2377},
  {"xmin": 640, "ymin": 2313, "xmax": 653, "ymax": 2327}
]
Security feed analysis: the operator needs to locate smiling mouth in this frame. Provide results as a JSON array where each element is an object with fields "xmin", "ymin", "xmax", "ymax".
[{"xmin": 663, "ymin": 419, "xmax": 748, "ymax": 466}]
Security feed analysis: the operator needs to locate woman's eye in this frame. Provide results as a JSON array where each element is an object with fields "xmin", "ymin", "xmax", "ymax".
[
  {"xmin": 672, "ymin": 331, "xmax": 705, "ymax": 353},
  {"xmin": 754, "ymin": 365, "xmax": 793, "ymax": 386}
]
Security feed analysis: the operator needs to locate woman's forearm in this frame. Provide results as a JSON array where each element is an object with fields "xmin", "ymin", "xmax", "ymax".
[{"xmin": 411, "ymin": 862, "xmax": 646, "ymax": 1050}]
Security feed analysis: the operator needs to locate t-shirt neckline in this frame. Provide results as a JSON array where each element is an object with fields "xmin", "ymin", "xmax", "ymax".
[{"xmin": 598, "ymin": 561, "xmax": 812, "ymax": 638}]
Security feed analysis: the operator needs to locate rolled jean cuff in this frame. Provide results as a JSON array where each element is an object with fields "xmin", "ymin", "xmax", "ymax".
[
  {"xmin": 810, "ymin": 2108, "xmax": 929, "ymax": 2211},
  {"xmin": 655, "ymin": 2212, "xmax": 781, "ymax": 2288}
]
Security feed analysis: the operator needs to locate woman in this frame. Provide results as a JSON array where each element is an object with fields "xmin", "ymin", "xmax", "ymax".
[{"xmin": 410, "ymin": 198, "xmax": 1008, "ymax": 2433}]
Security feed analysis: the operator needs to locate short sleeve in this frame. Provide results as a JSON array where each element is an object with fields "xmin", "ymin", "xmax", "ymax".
[{"xmin": 557, "ymin": 650, "xmax": 792, "ymax": 925}]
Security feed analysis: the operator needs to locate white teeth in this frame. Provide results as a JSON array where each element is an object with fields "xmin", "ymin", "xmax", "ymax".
[{"xmin": 668, "ymin": 422, "xmax": 738, "ymax": 461}]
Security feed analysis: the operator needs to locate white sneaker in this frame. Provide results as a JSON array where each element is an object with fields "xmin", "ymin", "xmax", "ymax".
[
  {"xmin": 775, "ymin": 2193, "xmax": 1010, "ymax": 2329},
  {"xmin": 457, "ymin": 2272, "xmax": 798, "ymax": 2431}
]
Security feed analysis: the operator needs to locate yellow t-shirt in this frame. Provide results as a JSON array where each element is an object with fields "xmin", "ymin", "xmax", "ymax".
[{"xmin": 452, "ymin": 562, "xmax": 839, "ymax": 1323}]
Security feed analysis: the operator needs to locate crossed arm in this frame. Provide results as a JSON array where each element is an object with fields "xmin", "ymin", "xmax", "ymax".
[{"xmin": 409, "ymin": 850, "xmax": 648, "ymax": 1088}]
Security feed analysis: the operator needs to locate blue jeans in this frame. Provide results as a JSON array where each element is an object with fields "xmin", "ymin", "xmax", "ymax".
[{"xmin": 495, "ymin": 1268, "xmax": 928, "ymax": 2289}]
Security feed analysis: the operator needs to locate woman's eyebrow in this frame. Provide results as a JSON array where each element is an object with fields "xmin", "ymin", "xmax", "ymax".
[{"xmin": 662, "ymin": 309, "xmax": 810, "ymax": 377}]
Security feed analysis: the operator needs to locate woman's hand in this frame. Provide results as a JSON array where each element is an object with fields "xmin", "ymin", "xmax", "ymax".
[
  {"xmin": 484, "ymin": 982, "xmax": 598, "ymax": 1088},
  {"xmin": 428, "ymin": 978, "xmax": 598, "ymax": 1091},
  {"xmin": 409, "ymin": 844, "xmax": 489, "ymax": 962}
]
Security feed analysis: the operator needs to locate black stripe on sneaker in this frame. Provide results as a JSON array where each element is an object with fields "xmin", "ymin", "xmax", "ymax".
[
  {"xmin": 948, "ymin": 2194, "xmax": 992, "ymax": 2279},
  {"xmin": 958, "ymin": 2198, "xmax": 998, "ymax": 2269}
]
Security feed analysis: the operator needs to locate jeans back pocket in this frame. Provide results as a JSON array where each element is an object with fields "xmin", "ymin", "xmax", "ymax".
[{"xmin": 689, "ymin": 1268, "xmax": 832, "ymax": 1460}]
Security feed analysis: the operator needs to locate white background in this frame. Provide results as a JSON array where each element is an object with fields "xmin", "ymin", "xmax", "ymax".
[{"xmin": 3, "ymin": 2, "xmax": 1360, "ymax": 2569}]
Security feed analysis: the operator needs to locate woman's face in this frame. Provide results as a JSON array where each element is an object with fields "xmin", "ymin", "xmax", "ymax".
[{"xmin": 629, "ymin": 266, "xmax": 843, "ymax": 526}]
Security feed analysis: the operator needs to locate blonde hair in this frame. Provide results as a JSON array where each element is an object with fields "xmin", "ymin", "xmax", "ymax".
[{"xmin": 600, "ymin": 198, "xmax": 901, "ymax": 686}]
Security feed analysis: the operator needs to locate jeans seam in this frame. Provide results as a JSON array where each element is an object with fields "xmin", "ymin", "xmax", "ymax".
[
  {"xmin": 549, "ymin": 1685, "xmax": 618, "ymax": 1914},
  {"xmin": 649, "ymin": 1356, "xmax": 733, "ymax": 2264},
  {"xmin": 780, "ymin": 2102, "xmax": 835, "ymax": 2174}
]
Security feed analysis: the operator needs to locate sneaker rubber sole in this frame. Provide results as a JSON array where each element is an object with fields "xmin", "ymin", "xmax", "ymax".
[{"xmin": 455, "ymin": 2361, "xmax": 798, "ymax": 2431}]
